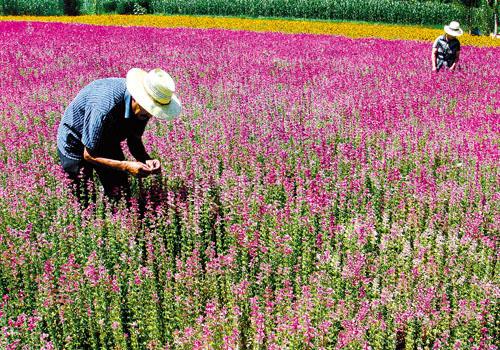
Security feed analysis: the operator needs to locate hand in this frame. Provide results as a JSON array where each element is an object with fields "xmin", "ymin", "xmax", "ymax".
[
  {"xmin": 432, "ymin": 66, "xmax": 437, "ymax": 72},
  {"xmin": 125, "ymin": 161, "xmax": 152, "ymax": 177},
  {"xmin": 145, "ymin": 159, "xmax": 161, "ymax": 174}
]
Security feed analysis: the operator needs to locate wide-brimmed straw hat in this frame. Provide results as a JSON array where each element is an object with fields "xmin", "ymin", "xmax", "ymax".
[
  {"xmin": 444, "ymin": 21, "xmax": 463, "ymax": 37},
  {"xmin": 126, "ymin": 68, "xmax": 182, "ymax": 120}
]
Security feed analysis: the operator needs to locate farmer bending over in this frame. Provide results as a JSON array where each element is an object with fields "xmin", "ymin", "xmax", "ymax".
[
  {"xmin": 432, "ymin": 21, "xmax": 463, "ymax": 72},
  {"xmin": 56, "ymin": 68, "xmax": 181, "ymax": 205}
]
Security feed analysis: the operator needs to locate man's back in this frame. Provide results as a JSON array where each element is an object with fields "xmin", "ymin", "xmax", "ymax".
[
  {"xmin": 57, "ymin": 78, "xmax": 127, "ymax": 160},
  {"xmin": 433, "ymin": 34, "xmax": 460, "ymax": 66}
]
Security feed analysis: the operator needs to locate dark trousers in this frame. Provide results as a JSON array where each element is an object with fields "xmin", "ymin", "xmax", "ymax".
[
  {"xmin": 436, "ymin": 58, "xmax": 454, "ymax": 71},
  {"xmin": 58, "ymin": 147, "xmax": 131, "ymax": 206}
]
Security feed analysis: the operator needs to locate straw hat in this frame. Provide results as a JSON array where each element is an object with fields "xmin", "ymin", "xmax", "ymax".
[
  {"xmin": 444, "ymin": 21, "xmax": 463, "ymax": 37},
  {"xmin": 126, "ymin": 68, "xmax": 182, "ymax": 120}
]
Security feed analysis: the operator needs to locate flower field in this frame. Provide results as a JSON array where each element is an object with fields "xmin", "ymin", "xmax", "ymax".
[{"xmin": 0, "ymin": 20, "xmax": 499, "ymax": 349}]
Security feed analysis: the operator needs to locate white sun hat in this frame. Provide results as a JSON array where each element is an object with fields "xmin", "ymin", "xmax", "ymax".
[
  {"xmin": 444, "ymin": 21, "xmax": 463, "ymax": 37},
  {"xmin": 126, "ymin": 68, "xmax": 182, "ymax": 120}
]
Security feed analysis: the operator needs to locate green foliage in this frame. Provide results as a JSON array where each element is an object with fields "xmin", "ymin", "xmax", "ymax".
[
  {"xmin": 457, "ymin": 0, "xmax": 497, "ymax": 34},
  {"xmin": 63, "ymin": 0, "xmax": 81, "ymax": 15},
  {"xmin": 148, "ymin": 0, "xmax": 468, "ymax": 26},
  {"xmin": 0, "ymin": 0, "xmax": 63, "ymax": 15},
  {"xmin": 100, "ymin": 1, "xmax": 116, "ymax": 13},
  {"xmin": 115, "ymin": 0, "xmax": 151, "ymax": 14},
  {"xmin": 469, "ymin": 0, "xmax": 496, "ymax": 32}
]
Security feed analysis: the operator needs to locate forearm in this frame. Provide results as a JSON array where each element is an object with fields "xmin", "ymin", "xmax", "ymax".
[
  {"xmin": 127, "ymin": 138, "xmax": 151, "ymax": 163},
  {"xmin": 431, "ymin": 49, "xmax": 437, "ymax": 68},
  {"xmin": 450, "ymin": 53, "xmax": 460, "ymax": 69},
  {"xmin": 83, "ymin": 148, "xmax": 128, "ymax": 172}
]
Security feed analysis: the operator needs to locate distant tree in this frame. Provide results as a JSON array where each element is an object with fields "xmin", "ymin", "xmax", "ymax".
[
  {"xmin": 489, "ymin": 0, "xmax": 499, "ymax": 35},
  {"xmin": 3, "ymin": 0, "xmax": 19, "ymax": 15},
  {"xmin": 460, "ymin": 0, "xmax": 480, "ymax": 32},
  {"xmin": 460, "ymin": 0, "xmax": 498, "ymax": 35},
  {"xmin": 63, "ymin": 0, "xmax": 81, "ymax": 15}
]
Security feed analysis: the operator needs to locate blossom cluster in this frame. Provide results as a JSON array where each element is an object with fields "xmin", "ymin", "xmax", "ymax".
[
  {"xmin": 0, "ymin": 20, "xmax": 498, "ymax": 349},
  {"xmin": 1, "ymin": 14, "xmax": 499, "ymax": 47}
]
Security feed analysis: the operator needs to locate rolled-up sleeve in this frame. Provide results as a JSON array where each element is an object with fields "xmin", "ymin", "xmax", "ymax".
[
  {"xmin": 432, "ymin": 37, "xmax": 440, "ymax": 49},
  {"xmin": 82, "ymin": 108, "xmax": 107, "ymax": 153}
]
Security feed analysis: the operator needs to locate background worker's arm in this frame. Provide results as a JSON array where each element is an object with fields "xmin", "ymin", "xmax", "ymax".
[
  {"xmin": 450, "ymin": 50, "xmax": 460, "ymax": 71},
  {"xmin": 83, "ymin": 147, "xmax": 152, "ymax": 177},
  {"xmin": 431, "ymin": 47, "xmax": 438, "ymax": 71}
]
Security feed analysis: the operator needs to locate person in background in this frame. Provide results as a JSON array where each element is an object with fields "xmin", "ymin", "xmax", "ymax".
[
  {"xmin": 432, "ymin": 21, "xmax": 463, "ymax": 72},
  {"xmin": 56, "ymin": 68, "xmax": 181, "ymax": 206}
]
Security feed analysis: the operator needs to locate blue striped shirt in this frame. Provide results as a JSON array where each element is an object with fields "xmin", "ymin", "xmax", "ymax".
[
  {"xmin": 433, "ymin": 35, "xmax": 460, "ymax": 69},
  {"xmin": 57, "ymin": 78, "xmax": 147, "ymax": 160}
]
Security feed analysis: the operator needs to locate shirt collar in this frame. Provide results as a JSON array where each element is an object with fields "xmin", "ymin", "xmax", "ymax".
[
  {"xmin": 124, "ymin": 89, "xmax": 133, "ymax": 119},
  {"xmin": 443, "ymin": 34, "xmax": 456, "ymax": 42}
]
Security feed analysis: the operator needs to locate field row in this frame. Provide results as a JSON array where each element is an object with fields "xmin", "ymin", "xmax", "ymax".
[
  {"xmin": 0, "ymin": 0, "xmax": 478, "ymax": 30},
  {"xmin": 1, "ymin": 14, "xmax": 499, "ymax": 47}
]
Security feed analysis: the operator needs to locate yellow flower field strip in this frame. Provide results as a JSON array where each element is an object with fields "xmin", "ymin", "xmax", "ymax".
[{"xmin": 1, "ymin": 14, "xmax": 498, "ymax": 47}]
